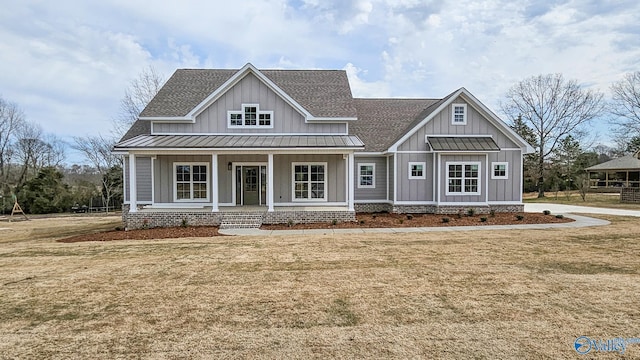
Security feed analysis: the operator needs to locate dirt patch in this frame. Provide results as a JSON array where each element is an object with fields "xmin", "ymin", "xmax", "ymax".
[
  {"xmin": 263, "ymin": 212, "xmax": 572, "ymax": 230},
  {"xmin": 57, "ymin": 226, "xmax": 222, "ymax": 243}
]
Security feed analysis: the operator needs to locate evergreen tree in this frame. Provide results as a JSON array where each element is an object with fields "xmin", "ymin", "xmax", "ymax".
[{"xmin": 17, "ymin": 167, "xmax": 73, "ymax": 214}]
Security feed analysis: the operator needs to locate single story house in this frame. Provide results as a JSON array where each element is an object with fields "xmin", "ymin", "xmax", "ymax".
[
  {"xmin": 113, "ymin": 63, "xmax": 534, "ymax": 229},
  {"xmin": 585, "ymin": 150, "xmax": 640, "ymax": 188}
]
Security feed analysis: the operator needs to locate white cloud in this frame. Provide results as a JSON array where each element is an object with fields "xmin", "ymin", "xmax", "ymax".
[{"xmin": 344, "ymin": 63, "xmax": 390, "ymax": 97}]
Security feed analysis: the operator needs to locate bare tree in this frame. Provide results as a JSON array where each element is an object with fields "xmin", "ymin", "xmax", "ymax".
[
  {"xmin": 610, "ymin": 71, "xmax": 640, "ymax": 151},
  {"xmin": 0, "ymin": 96, "xmax": 26, "ymax": 185},
  {"xmin": 71, "ymin": 135, "xmax": 121, "ymax": 213},
  {"xmin": 501, "ymin": 74, "xmax": 604, "ymax": 198},
  {"xmin": 610, "ymin": 71, "xmax": 640, "ymax": 132},
  {"xmin": 14, "ymin": 121, "xmax": 48, "ymax": 186},
  {"xmin": 40, "ymin": 134, "xmax": 66, "ymax": 168},
  {"xmin": 112, "ymin": 66, "xmax": 164, "ymax": 137}
]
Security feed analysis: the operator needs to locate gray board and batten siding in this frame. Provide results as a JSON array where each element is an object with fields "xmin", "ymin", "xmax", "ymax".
[
  {"xmin": 438, "ymin": 154, "xmax": 486, "ymax": 203},
  {"xmin": 154, "ymin": 155, "xmax": 212, "ymax": 204},
  {"xmin": 397, "ymin": 97, "xmax": 518, "ymax": 152},
  {"xmin": 395, "ymin": 153, "xmax": 435, "ymax": 202},
  {"xmin": 124, "ymin": 156, "xmax": 152, "ymax": 203},
  {"xmin": 354, "ymin": 156, "xmax": 387, "ymax": 201},
  {"xmin": 152, "ymin": 73, "xmax": 347, "ymax": 135},
  {"xmin": 488, "ymin": 150, "xmax": 522, "ymax": 202},
  {"xmin": 273, "ymin": 154, "xmax": 346, "ymax": 203}
]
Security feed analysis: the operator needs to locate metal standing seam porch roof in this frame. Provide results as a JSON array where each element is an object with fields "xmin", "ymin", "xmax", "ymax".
[
  {"xmin": 427, "ymin": 136, "xmax": 501, "ymax": 152},
  {"xmin": 113, "ymin": 134, "xmax": 364, "ymax": 150}
]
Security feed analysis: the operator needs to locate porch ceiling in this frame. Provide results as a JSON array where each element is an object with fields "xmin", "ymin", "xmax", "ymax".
[{"xmin": 114, "ymin": 134, "xmax": 364, "ymax": 150}]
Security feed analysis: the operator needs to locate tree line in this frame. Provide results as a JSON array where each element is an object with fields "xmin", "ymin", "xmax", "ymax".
[{"xmin": 0, "ymin": 67, "xmax": 162, "ymax": 214}]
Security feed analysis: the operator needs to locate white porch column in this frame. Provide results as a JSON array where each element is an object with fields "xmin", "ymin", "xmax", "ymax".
[
  {"xmin": 348, "ymin": 152, "xmax": 355, "ymax": 211},
  {"xmin": 268, "ymin": 153, "xmax": 274, "ymax": 212},
  {"xmin": 129, "ymin": 153, "xmax": 137, "ymax": 213},
  {"xmin": 211, "ymin": 153, "xmax": 219, "ymax": 212}
]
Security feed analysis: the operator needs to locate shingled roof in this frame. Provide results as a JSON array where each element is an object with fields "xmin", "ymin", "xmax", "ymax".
[
  {"xmin": 585, "ymin": 154, "xmax": 640, "ymax": 171},
  {"xmin": 139, "ymin": 68, "xmax": 356, "ymax": 119},
  {"xmin": 140, "ymin": 69, "xmax": 236, "ymax": 118},
  {"xmin": 350, "ymin": 98, "xmax": 439, "ymax": 152}
]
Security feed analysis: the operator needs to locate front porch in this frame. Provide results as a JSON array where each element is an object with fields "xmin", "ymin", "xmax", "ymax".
[{"xmin": 122, "ymin": 204, "xmax": 356, "ymax": 230}]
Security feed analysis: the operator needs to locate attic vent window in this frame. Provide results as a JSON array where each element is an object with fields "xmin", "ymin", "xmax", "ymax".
[
  {"xmin": 452, "ymin": 104, "xmax": 467, "ymax": 125},
  {"xmin": 228, "ymin": 104, "xmax": 273, "ymax": 128}
]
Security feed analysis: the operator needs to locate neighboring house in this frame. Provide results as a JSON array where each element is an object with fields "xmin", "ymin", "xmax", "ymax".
[
  {"xmin": 585, "ymin": 150, "xmax": 640, "ymax": 188},
  {"xmin": 113, "ymin": 63, "xmax": 534, "ymax": 229}
]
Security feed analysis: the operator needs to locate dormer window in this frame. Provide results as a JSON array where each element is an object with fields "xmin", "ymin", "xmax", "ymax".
[
  {"xmin": 228, "ymin": 104, "xmax": 273, "ymax": 128},
  {"xmin": 452, "ymin": 104, "xmax": 467, "ymax": 125}
]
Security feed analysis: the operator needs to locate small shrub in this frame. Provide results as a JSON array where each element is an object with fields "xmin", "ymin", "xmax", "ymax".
[
  {"xmin": 181, "ymin": 218, "xmax": 188, "ymax": 228},
  {"xmin": 115, "ymin": 226, "xmax": 123, "ymax": 231},
  {"xmin": 516, "ymin": 214, "xmax": 525, "ymax": 221},
  {"xmin": 480, "ymin": 217, "xmax": 487, "ymax": 222},
  {"xmin": 442, "ymin": 217, "xmax": 450, "ymax": 223},
  {"xmin": 372, "ymin": 214, "xmax": 377, "ymax": 219},
  {"xmin": 141, "ymin": 219, "xmax": 150, "ymax": 229},
  {"xmin": 359, "ymin": 219, "xmax": 365, "ymax": 225},
  {"xmin": 332, "ymin": 219, "xmax": 338, "ymax": 226},
  {"xmin": 406, "ymin": 214, "xmax": 413, "ymax": 220},
  {"xmin": 287, "ymin": 219, "xmax": 294, "ymax": 227},
  {"xmin": 555, "ymin": 214, "xmax": 564, "ymax": 219},
  {"xmin": 457, "ymin": 210, "xmax": 463, "ymax": 219},
  {"xmin": 399, "ymin": 219, "xmax": 404, "ymax": 224},
  {"xmin": 543, "ymin": 210, "xmax": 551, "ymax": 215},
  {"xmin": 489, "ymin": 209, "xmax": 496, "ymax": 217},
  {"xmin": 466, "ymin": 208, "xmax": 476, "ymax": 217}
]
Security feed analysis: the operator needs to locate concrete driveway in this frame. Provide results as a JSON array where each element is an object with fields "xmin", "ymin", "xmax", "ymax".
[{"xmin": 524, "ymin": 203, "xmax": 640, "ymax": 217}]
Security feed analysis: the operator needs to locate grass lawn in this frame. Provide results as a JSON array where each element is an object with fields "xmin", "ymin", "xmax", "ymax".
[
  {"xmin": 524, "ymin": 190, "xmax": 640, "ymax": 210},
  {"xmin": 1, "ymin": 214, "xmax": 640, "ymax": 358}
]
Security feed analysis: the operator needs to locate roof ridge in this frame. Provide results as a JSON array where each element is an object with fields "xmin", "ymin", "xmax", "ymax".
[{"xmin": 354, "ymin": 97, "xmax": 441, "ymax": 101}]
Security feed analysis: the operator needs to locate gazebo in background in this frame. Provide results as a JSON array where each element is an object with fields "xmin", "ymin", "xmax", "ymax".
[{"xmin": 586, "ymin": 150, "xmax": 640, "ymax": 189}]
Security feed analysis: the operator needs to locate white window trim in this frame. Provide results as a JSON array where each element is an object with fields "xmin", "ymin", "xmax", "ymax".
[
  {"xmin": 451, "ymin": 103, "xmax": 467, "ymax": 125},
  {"xmin": 173, "ymin": 162, "xmax": 210, "ymax": 202},
  {"xmin": 491, "ymin": 162, "xmax": 509, "ymax": 180},
  {"xmin": 357, "ymin": 163, "xmax": 376, "ymax": 189},
  {"xmin": 446, "ymin": 161, "xmax": 481, "ymax": 196},
  {"xmin": 227, "ymin": 103, "xmax": 274, "ymax": 129},
  {"xmin": 291, "ymin": 162, "xmax": 328, "ymax": 202},
  {"xmin": 408, "ymin": 162, "xmax": 426, "ymax": 180}
]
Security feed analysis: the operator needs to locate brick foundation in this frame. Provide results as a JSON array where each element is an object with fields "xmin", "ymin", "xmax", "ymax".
[
  {"xmin": 122, "ymin": 205, "xmax": 222, "ymax": 230},
  {"xmin": 262, "ymin": 210, "xmax": 356, "ymax": 225},
  {"xmin": 392, "ymin": 205, "xmax": 438, "ymax": 214},
  {"xmin": 354, "ymin": 203, "xmax": 392, "ymax": 213},
  {"xmin": 122, "ymin": 203, "xmax": 524, "ymax": 229},
  {"xmin": 122, "ymin": 205, "xmax": 356, "ymax": 229},
  {"xmin": 363, "ymin": 203, "xmax": 524, "ymax": 215}
]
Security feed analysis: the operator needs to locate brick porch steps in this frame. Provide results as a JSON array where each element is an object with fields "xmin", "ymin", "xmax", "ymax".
[{"xmin": 219, "ymin": 212, "xmax": 265, "ymax": 229}]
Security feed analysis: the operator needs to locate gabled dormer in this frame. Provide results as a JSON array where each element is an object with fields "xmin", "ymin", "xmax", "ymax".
[{"xmin": 138, "ymin": 63, "xmax": 357, "ymax": 136}]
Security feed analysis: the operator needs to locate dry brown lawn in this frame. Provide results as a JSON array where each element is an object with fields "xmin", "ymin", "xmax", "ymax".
[{"xmin": 1, "ymin": 214, "xmax": 639, "ymax": 359}]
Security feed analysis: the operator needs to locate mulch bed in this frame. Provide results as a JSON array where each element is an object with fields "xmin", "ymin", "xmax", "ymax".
[
  {"xmin": 57, "ymin": 226, "xmax": 221, "ymax": 243},
  {"xmin": 261, "ymin": 212, "xmax": 573, "ymax": 230},
  {"xmin": 57, "ymin": 212, "xmax": 572, "ymax": 242}
]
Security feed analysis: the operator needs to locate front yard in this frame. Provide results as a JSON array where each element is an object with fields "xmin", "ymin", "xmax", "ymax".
[{"xmin": 1, "ymin": 214, "xmax": 639, "ymax": 358}]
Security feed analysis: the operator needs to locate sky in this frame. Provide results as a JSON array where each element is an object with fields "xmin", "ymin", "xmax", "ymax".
[{"xmin": 1, "ymin": 0, "xmax": 639, "ymax": 164}]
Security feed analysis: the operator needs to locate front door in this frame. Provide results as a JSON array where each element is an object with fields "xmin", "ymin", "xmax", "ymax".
[{"xmin": 242, "ymin": 166, "xmax": 259, "ymax": 205}]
